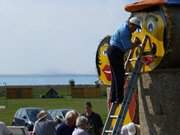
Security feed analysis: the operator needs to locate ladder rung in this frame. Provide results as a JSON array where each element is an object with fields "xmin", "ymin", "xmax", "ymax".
[
  {"xmin": 110, "ymin": 115, "xmax": 118, "ymax": 119},
  {"xmin": 125, "ymin": 72, "xmax": 132, "ymax": 76},
  {"xmin": 105, "ymin": 130, "xmax": 113, "ymax": 133},
  {"xmin": 128, "ymin": 58, "xmax": 138, "ymax": 62}
]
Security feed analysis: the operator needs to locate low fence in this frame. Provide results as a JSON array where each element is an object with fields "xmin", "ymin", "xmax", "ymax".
[
  {"xmin": 0, "ymin": 84, "xmax": 106, "ymax": 99},
  {"xmin": 6, "ymin": 87, "xmax": 32, "ymax": 99},
  {"xmin": 70, "ymin": 85, "xmax": 101, "ymax": 98}
]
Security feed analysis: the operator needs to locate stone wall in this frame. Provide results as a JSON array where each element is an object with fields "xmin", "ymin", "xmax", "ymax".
[{"xmin": 138, "ymin": 69, "xmax": 180, "ymax": 135}]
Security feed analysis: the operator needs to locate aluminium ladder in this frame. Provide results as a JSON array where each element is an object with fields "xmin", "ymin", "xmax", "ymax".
[{"xmin": 102, "ymin": 35, "xmax": 149, "ymax": 135}]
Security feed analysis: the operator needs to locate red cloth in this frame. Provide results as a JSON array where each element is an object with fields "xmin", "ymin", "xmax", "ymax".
[{"xmin": 141, "ymin": 55, "xmax": 154, "ymax": 65}]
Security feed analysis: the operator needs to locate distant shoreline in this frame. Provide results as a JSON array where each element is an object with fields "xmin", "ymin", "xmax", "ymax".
[
  {"xmin": 0, "ymin": 74, "xmax": 98, "ymax": 86},
  {"xmin": 0, "ymin": 84, "xmax": 97, "ymax": 87},
  {"xmin": 0, "ymin": 74, "xmax": 97, "ymax": 76}
]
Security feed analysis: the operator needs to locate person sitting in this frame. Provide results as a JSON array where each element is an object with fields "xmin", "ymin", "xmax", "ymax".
[
  {"xmin": 56, "ymin": 110, "xmax": 79, "ymax": 135},
  {"xmin": 72, "ymin": 116, "xmax": 89, "ymax": 135}
]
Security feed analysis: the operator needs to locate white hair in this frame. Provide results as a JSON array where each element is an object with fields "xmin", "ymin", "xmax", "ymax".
[{"xmin": 76, "ymin": 116, "xmax": 88, "ymax": 128}]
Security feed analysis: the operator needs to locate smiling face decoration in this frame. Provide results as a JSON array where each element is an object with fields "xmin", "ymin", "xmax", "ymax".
[
  {"xmin": 96, "ymin": 36, "xmax": 112, "ymax": 86},
  {"xmin": 125, "ymin": 0, "xmax": 180, "ymax": 71},
  {"xmin": 95, "ymin": 10, "xmax": 167, "ymax": 84},
  {"xmin": 126, "ymin": 9, "xmax": 166, "ymax": 72}
]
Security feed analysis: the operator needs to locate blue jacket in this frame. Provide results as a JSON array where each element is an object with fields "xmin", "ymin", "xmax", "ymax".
[
  {"xmin": 56, "ymin": 123, "xmax": 75, "ymax": 135},
  {"xmin": 110, "ymin": 22, "xmax": 132, "ymax": 52}
]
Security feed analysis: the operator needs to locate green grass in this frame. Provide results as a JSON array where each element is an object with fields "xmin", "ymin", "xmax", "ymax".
[
  {"xmin": 0, "ymin": 98, "xmax": 108, "ymax": 125},
  {"xmin": 0, "ymin": 85, "xmax": 108, "ymax": 125}
]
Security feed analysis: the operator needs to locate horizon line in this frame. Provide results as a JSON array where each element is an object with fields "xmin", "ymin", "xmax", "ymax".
[{"xmin": 0, "ymin": 73, "xmax": 98, "ymax": 76}]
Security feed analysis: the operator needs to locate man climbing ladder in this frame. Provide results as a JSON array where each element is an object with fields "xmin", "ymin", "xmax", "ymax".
[
  {"xmin": 103, "ymin": 35, "xmax": 151, "ymax": 135},
  {"xmin": 107, "ymin": 16, "xmax": 141, "ymax": 104}
]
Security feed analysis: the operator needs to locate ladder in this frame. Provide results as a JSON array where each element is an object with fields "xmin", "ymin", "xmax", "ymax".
[{"xmin": 102, "ymin": 35, "xmax": 149, "ymax": 135}]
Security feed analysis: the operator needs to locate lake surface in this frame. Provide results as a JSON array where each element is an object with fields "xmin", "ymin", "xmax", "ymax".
[{"xmin": 0, "ymin": 74, "xmax": 98, "ymax": 86}]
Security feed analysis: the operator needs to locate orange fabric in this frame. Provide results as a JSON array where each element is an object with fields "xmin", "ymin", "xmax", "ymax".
[{"xmin": 125, "ymin": 0, "xmax": 165, "ymax": 12}]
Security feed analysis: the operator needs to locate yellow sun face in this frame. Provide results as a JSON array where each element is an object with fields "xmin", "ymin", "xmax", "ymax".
[
  {"xmin": 96, "ymin": 36, "xmax": 111, "ymax": 86},
  {"xmin": 127, "ymin": 11, "xmax": 166, "ymax": 72},
  {"xmin": 97, "ymin": 11, "xmax": 167, "ymax": 81}
]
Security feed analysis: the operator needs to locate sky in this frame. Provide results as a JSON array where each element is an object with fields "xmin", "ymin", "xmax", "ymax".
[{"xmin": 0, "ymin": 0, "xmax": 134, "ymax": 75}]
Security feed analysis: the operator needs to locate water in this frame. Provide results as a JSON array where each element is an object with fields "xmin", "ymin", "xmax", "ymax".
[{"xmin": 0, "ymin": 74, "xmax": 98, "ymax": 86}]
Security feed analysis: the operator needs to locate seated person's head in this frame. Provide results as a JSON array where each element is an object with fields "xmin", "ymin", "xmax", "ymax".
[
  {"xmin": 84, "ymin": 101, "xmax": 92, "ymax": 115},
  {"xmin": 65, "ymin": 110, "xmax": 79, "ymax": 127},
  {"xmin": 37, "ymin": 110, "xmax": 48, "ymax": 121},
  {"xmin": 121, "ymin": 122, "xmax": 140, "ymax": 135},
  {"xmin": 76, "ymin": 116, "xmax": 89, "ymax": 130}
]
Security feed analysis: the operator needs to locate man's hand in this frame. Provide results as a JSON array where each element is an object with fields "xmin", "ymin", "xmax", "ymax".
[
  {"xmin": 132, "ymin": 37, "xmax": 141, "ymax": 49},
  {"xmin": 134, "ymin": 37, "xmax": 141, "ymax": 45}
]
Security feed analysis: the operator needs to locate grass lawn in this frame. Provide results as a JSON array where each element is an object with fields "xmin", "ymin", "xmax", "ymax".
[{"xmin": 0, "ymin": 97, "xmax": 108, "ymax": 126}]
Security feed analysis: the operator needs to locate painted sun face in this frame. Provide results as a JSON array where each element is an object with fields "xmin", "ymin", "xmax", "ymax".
[
  {"xmin": 96, "ymin": 36, "xmax": 112, "ymax": 86},
  {"xmin": 127, "ymin": 9, "xmax": 166, "ymax": 72},
  {"xmin": 96, "ymin": 10, "xmax": 167, "ymax": 80}
]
